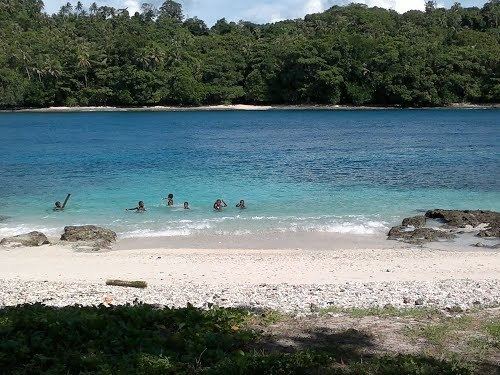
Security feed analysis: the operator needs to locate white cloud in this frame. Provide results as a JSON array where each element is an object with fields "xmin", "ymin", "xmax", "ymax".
[
  {"xmin": 361, "ymin": 0, "xmax": 425, "ymax": 13},
  {"xmin": 304, "ymin": 0, "xmax": 325, "ymax": 14},
  {"xmin": 124, "ymin": 0, "xmax": 140, "ymax": 14},
  {"xmin": 241, "ymin": 3, "xmax": 287, "ymax": 23}
]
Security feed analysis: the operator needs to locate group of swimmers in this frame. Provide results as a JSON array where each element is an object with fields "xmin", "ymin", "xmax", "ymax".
[{"xmin": 54, "ymin": 193, "xmax": 246, "ymax": 212}]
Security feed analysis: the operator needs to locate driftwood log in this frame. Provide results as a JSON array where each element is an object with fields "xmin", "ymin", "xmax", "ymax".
[{"xmin": 105, "ymin": 279, "xmax": 147, "ymax": 288}]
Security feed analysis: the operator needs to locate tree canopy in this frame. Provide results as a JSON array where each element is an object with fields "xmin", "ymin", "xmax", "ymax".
[{"xmin": 0, "ymin": 0, "xmax": 498, "ymax": 108}]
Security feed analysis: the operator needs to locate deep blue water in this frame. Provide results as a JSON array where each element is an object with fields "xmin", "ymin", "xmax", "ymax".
[{"xmin": 0, "ymin": 109, "xmax": 498, "ymax": 237}]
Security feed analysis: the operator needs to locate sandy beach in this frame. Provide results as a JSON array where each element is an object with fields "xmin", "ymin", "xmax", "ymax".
[
  {"xmin": 4, "ymin": 103, "xmax": 499, "ymax": 112},
  {"xmin": 1, "ymin": 235, "xmax": 499, "ymax": 312}
]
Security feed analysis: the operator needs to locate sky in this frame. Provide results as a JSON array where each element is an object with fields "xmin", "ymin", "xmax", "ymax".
[{"xmin": 42, "ymin": 0, "xmax": 489, "ymax": 25}]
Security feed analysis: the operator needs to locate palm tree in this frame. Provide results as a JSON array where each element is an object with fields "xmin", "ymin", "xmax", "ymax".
[
  {"xmin": 76, "ymin": 45, "xmax": 91, "ymax": 87},
  {"xmin": 42, "ymin": 57, "xmax": 62, "ymax": 79},
  {"xmin": 76, "ymin": 1, "xmax": 83, "ymax": 14},
  {"xmin": 89, "ymin": 2, "xmax": 98, "ymax": 15},
  {"xmin": 59, "ymin": 2, "xmax": 73, "ymax": 16},
  {"xmin": 16, "ymin": 48, "xmax": 33, "ymax": 80}
]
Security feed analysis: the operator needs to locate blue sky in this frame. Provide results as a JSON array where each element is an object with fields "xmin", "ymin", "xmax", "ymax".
[{"xmin": 43, "ymin": 0, "xmax": 489, "ymax": 25}]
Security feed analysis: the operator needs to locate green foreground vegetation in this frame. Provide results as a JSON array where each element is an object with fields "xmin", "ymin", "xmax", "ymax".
[
  {"xmin": 1, "ymin": 303, "xmax": 499, "ymax": 374},
  {"xmin": 0, "ymin": 1, "xmax": 499, "ymax": 109}
]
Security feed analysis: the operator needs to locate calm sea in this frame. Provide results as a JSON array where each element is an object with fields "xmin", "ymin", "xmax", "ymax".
[{"xmin": 0, "ymin": 109, "xmax": 498, "ymax": 238}]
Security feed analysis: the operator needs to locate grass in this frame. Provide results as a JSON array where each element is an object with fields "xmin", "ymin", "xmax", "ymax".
[
  {"xmin": 404, "ymin": 313, "xmax": 500, "ymax": 370},
  {"xmin": 246, "ymin": 309, "xmax": 287, "ymax": 326},
  {"xmin": 484, "ymin": 321, "xmax": 500, "ymax": 342},
  {"xmin": 319, "ymin": 305, "xmax": 441, "ymax": 319},
  {"xmin": 404, "ymin": 316, "xmax": 474, "ymax": 348},
  {"xmin": 0, "ymin": 303, "xmax": 477, "ymax": 375}
]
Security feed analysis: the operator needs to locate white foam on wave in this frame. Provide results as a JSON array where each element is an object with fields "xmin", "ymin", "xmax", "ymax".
[
  {"xmin": 0, "ymin": 225, "xmax": 61, "ymax": 237},
  {"xmin": 306, "ymin": 223, "xmax": 384, "ymax": 235},
  {"xmin": 305, "ymin": 220, "xmax": 388, "ymax": 235},
  {"xmin": 1, "ymin": 214, "xmax": 389, "ymax": 239},
  {"xmin": 120, "ymin": 221, "xmax": 212, "ymax": 238},
  {"xmin": 120, "ymin": 228, "xmax": 192, "ymax": 238},
  {"xmin": 251, "ymin": 216, "xmax": 279, "ymax": 220}
]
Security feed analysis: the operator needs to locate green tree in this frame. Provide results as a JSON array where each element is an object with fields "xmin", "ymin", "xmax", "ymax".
[{"xmin": 159, "ymin": 0, "xmax": 183, "ymax": 22}]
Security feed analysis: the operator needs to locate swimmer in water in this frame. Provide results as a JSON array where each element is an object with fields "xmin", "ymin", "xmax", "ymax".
[
  {"xmin": 53, "ymin": 193, "xmax": 71, "ymax": 211},
  {"xmin": 126, "ymin": 201, "xmax": 146, "ymax": 212},
  {"xmin": 213, "ymin": 199, "xmax": 227, "ymax": 211},
  {"xmin": 164, "ymin": 193, "xmax": 174, "ymax": 206},
  {"xmin": 184, "ymin": 202, "xmax": 190, "ymax": 209},
  {"xmin": 236, "ymin": 200, "xmax": 246, "ymax": 209}
]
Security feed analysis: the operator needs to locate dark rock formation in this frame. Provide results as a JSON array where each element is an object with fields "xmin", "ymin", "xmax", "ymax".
[
  {"xmin": 473, "ymin": 242, "xmax": 500, "ymax": 249},
  {"xmin": 389, "ymin": 209, "xmax": 500, "ymax": 245},
  {"xmin": 425, "ymin": 209, "xmax": 499, "ymax": 228},
  {"xmin": 425, "ymin": 209, "xmax": 500, "ymax": 238},
  {"xmin": 0, "ymin": 231, "xmax": 49, "ymax": 247},
  {"xmin": 401, "ymin": 216, "xmax": 426, "ymax": 228},
  {"xmin": 477, "ymin": 228, "xmax": 500, "ymax": 238},
  {"xmin": 388, "ymin": 226, "xmax": 454, "ymax": 244},
  {"xmin": 61, "ymin": 225, "xmax": 117, "ymax": 250}
]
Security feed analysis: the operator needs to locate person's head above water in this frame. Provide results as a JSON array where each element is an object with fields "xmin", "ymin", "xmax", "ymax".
[
  {"xmin": 236, "ymin": 199, "xmax": 246, "ymax": 209},
  {"xmin": 166, "ymin": 193, "xmax": 174, "ymax": 206},
  {"xmin": 54, "ymin": 201, "xmax": 62, "ymax": 208},
  {"xmin": 213, "ymin": 199, "xmax": 227, "ymax": 210},
  {"xmin": 126, "ymin": 201, "xmax": 146, "ymax": 211},
  {"xmin": 184, "ymin": 202, "xmax": 189, "ymax": 209}
]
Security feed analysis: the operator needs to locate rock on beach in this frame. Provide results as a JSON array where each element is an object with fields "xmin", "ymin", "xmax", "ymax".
[
  {"xmin": 425, "ymin": 209, "xmax": 500, "ymax": 237},
  {"xmin": 401, "ymin": 216, "xmax": 426, "ymax": 228},
  {"xmin": 388, "ymin": 209, "xmax": 500, "ymax": 243},
  {"xmin": 0, "ymin": 231, "xmax": 50, "ymax": 247},
  {"xmin": 387, "ymin": 226, "xmax": 454, "ymax": 244},
  {"xmin": 61, "ymin": 225, "xmax": 117, "ymax": 250}
]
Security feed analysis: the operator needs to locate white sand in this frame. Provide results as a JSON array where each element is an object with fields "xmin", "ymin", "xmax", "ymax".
[
  {"xmin": 6, "ymin": 103, "xmax": 498, "ymax": 113},
  {"xmin": 1, "ymin": 239, "xmax": 499, "ymax": 311},
  {"xmin": 1, "ymin": 244, "xmax": 499, "ymax": 285},
  {"xmin": 12, "ymin": 104, "xmax": 275, "ymax": 112}
]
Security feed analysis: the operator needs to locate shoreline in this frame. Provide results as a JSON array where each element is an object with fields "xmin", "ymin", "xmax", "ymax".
[{"xmin": 2, "ymin": 103, "xmax": 499, "ymax": 113}]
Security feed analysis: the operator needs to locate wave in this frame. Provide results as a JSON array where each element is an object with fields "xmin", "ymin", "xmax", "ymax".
[
  {"xmin": 120, "ymin": 228, "xmax": 193, "ymax": 237},
  {"xmin": 0, "ymin": 215, "xmax": 389, "ymax": 239},
  {"xmin": 0, "ymin": 225, "xmax": 61, "ymax": 237},
  {"xmin": 118, "ymin": 218, "xmax": 388, "ymax": 237},
  {"xmin": 303, "ymin": 220, "xmax": 387, "ymax": 235}
]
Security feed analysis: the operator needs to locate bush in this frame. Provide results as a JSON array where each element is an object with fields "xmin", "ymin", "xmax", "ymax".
[{"xmin": 0, "ymin": 304, "xmax": 474, "ymax": 374}]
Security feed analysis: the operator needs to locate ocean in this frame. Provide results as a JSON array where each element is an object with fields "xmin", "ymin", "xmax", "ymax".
[{"xmin": 0, "ymin": 109, "xmax": 499, "ymax": 238}]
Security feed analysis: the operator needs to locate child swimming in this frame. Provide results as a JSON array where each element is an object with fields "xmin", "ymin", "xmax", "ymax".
[
  {"xmin": 236, "ymin": 200, "xmax": 246, "ymax": 209},
  {"xmin": 53, "ymin": 193, "xmax": 71, "ymax": 211},
  {"xmin": 213, "ymin": 199, "xmax": 227, "ymax": 211},
  {"xmin": 126, "ymin": 201, "xmax": 146, "ymax": 212},
  {"xmin": 165, "ymin": 193, "xmax": 174, "ymax": 206}
]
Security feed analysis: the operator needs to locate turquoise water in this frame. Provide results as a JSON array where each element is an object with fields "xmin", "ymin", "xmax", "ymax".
[{"xmin": 0, "ymin": 109, "xmax": 498, "ymax": 238}]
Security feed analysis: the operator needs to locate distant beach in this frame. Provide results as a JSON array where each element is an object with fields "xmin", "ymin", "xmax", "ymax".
[{"xmin": 3, "ymin": 103, "xmax": 499, "ymax": 113}]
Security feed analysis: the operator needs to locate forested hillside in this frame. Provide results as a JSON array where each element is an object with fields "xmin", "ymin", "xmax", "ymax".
[{"xmin": 0, "ymin": 0, "xmax": 498, "ymax": 108}]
